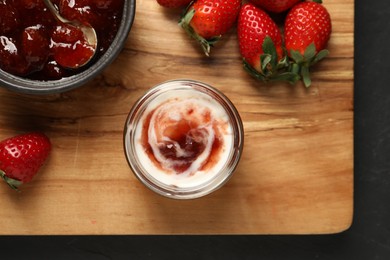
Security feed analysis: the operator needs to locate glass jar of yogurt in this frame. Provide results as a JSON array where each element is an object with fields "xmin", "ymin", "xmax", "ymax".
[{"xmin": 123, "ymin": 80, "xmax": 244, "ymax": 199}]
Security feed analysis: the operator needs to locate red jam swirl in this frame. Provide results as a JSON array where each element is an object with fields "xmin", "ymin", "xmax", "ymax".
[
  {"xmin": 0, "ymin": 0, "xmax": 123, "ymax": 80},
  {"xmin": 140, "ymin": 98, "xmax": 227, "ymax": 176}
]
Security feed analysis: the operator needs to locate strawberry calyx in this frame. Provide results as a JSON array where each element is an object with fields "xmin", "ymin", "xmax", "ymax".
[
  {"xmin": 288, "ymin": 43, "xmax": 329, "ymax": 87},
  {"xmin": 179, "ymin": 8, "xmax": 220, "ymax": 56},
  {"xmin": 244, "ymin": 36, "xmax": 300, "ymax": 84},
  {"xmin": 0, "ymin": 170, "xmax": 22, "ymax": 191}
]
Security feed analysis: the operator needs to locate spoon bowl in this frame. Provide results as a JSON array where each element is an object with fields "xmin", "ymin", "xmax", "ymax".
[{"xmin": 42, "ymin": 0, "xmax": 98, "ymax": 69}]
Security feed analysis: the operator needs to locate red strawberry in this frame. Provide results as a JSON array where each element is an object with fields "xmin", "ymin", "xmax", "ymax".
[
  {"xmin": 179, "ymin": 0, "xmax": 241, "ymax": 56},
  {"xmin": 249, "ymin": 0, "xmax": 302, "ymax": 13},
  {"xmin": 0, "ymin": 132, "xmax": 51, "ymax": 191},
  {"xmin": 238, "ymin": 3, "xmax": 298, "ymax": 83},
  {"xmin": 284, "ymin": 0, "xmax": 332, "ymax": 87},
  {"xmin": 156, "ymin": 0, "xmax": 192, "ymax": 8}
]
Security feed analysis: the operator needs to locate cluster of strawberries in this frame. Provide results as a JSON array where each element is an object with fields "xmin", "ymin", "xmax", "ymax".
[{"xmin": 157, "ymin": 0, "xmax": 332, "ymax": 87}]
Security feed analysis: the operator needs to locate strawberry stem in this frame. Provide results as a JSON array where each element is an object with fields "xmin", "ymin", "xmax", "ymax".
[{"xmin": 0, "ymin": 170, "xmax": 22, "ymax": 191}]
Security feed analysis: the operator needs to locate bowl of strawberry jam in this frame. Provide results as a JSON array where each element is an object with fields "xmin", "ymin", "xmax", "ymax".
[
  {"xmin": 124, "ymin": 80, "xmax": 244, "ymax": 199},
  {"xmin": 0, "ymin": 0, "xmax": 135, "ymax": 94}
]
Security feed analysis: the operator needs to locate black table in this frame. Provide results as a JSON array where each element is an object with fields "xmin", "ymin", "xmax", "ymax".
[{"xmin": 1, "ymin": 0, "xmax": 389, "ymax": 258}]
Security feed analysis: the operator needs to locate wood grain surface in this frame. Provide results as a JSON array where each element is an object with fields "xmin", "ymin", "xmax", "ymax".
[{"xmin": 0, "ymin": 0, "xmax": 354, "ymax": 235}]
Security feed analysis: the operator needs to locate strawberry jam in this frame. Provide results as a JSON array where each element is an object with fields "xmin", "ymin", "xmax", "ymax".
[
  {"xmin": 141, "ymin": 99, "xmax": 225, "ymax": 175},
  {"xmin": 0, "ymin": 0, "xmax": 124, "ymax": 80}
]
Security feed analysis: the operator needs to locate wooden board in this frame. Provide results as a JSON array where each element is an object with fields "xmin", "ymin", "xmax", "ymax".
[{"xmin": 0, "ymin": 0, "xmax": 353, "ymax": 235}]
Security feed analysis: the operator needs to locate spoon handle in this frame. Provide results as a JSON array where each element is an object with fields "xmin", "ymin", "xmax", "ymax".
[{"xmin": 42, "ymin": 0, "xmax": 69, "ymax": 24}]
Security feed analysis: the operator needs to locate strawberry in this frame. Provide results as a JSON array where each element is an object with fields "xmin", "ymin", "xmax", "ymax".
[
  {"xmin": 156, "ymin": 0, "xmax": 192, "ymax": 8},
  {"xmin": 249, "ymin": 0, "xmax": 302, "ymax": 13},
  {"xmin": 0, "ymin": 132, "xmax": 51, "ymax": 191},
  {"xmin": 179, "ymin": 0, "xmax": 241, "ymax": 56},
  {"xmin": 284, "ymin": 0, "xmax": 332, "ymax": 87},
  {"xmin": 238, "ymin": 3, "xmax": 298, "ymax": 83}
]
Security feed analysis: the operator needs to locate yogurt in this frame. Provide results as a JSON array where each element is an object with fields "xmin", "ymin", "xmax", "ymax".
[{"xmin": 124, "ymin": 80, "xmax": 244, "ymax": 199}]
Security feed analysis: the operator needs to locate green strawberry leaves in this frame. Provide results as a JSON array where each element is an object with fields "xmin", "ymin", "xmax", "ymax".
[
  {"xmin": 288, "ymin": 43, "xmax": 329, "ymax": 87},
  {"xmin": 243, "ymin": 38, "xmax": 329, "ymax": 87},
  {"xmin": 304, "ymin": 43, "xmax": 317, "ymax": 61},
  {"xmin": 0, "ymin": 170, "xmax": 22, "ymax": 191},
  {"xmin": 262, "ymin": 36, "xmax": 278, "ymax": 71},
  {"xmin": 301, "ymin": 65, "xmax": 311, "ymax": 88},
  {"xmin": 243, "ymin": 36, "xmax": 300, "ymax": 84},
  {"xmin": 313, "ymin": 49, "xmax": 330, "ymax": 64},
  {"xmin": 290, "ymin": 50, "xmax": 304, "ymax": 64}
]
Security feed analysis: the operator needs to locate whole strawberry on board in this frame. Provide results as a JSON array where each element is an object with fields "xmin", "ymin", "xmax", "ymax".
[
  {"xmin": 179, "ymin": 0, "xmax": 241, "ymax": 56},
  {"xmin": 0, "ymin": 132, "xmax": 51, "ymax": 191},
  {"xmin": 238, "ymin": 3, "xmax": 299, "ymax": 83},
  {"xmin": 249, "ymin": 0, "xmax": 302, "ymax": 13},
  {"xmin": 156, "ymin": 0, "xmax": 192, "ymax": 8},
  {"xmin": 285, "ymin": 0, "xmax": 332, "ymax": 87}
]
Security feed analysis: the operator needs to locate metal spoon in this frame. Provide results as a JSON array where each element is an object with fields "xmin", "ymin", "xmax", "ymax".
[{"xmin": 42, "ymin": 0, "xmax": 98, "ymax": 68}]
